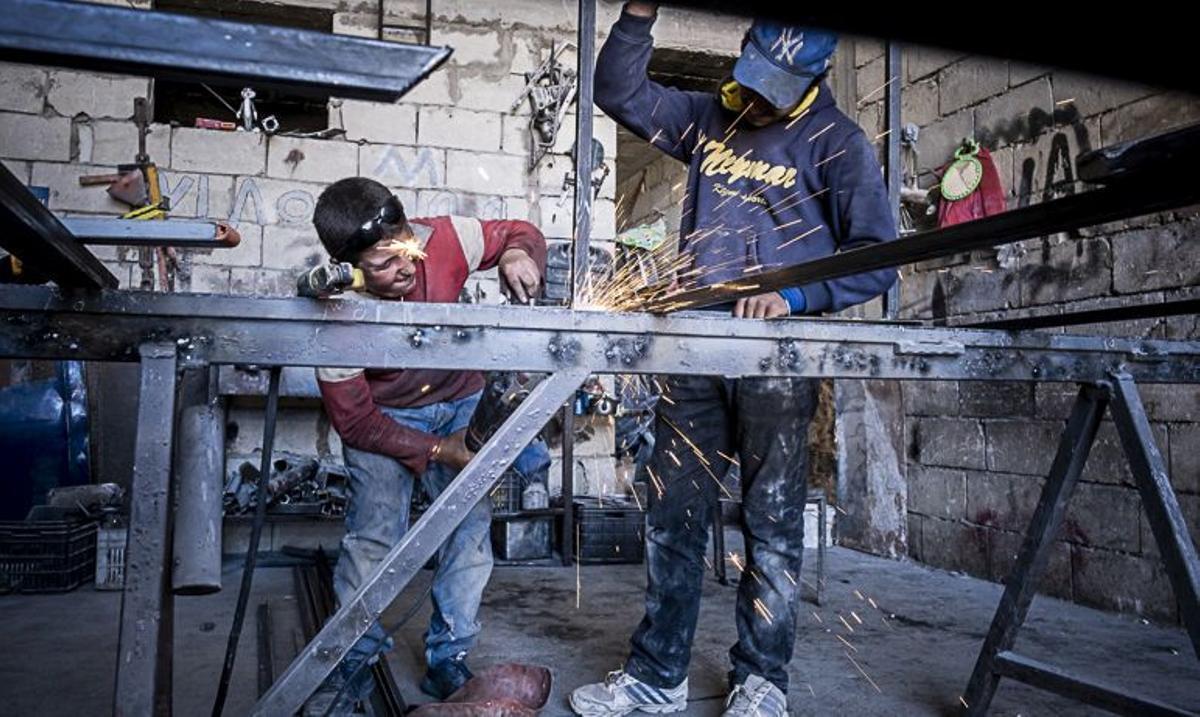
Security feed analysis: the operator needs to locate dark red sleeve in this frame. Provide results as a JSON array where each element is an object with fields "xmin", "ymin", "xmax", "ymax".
[
  {"xmin": 317, "ymin": 370, "xmax": 437, "ymax": 474},
  {"xmin": 477, "ymin": 219, "xmax": 548, "ymax": 274}
]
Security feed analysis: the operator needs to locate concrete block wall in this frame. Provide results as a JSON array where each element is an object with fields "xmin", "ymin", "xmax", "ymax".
[{"xmin": 850, "ymin": 40, "xmax": 1200, "ymax": 621}]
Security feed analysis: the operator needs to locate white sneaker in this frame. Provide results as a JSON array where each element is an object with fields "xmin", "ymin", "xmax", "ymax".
[
  {"xmin": 722, "ymin": 674, "xmax": 788, "ymax": 717},
  {"xmin": 570, "ymin": 669, "xmax": 688, "ymax": 716}
]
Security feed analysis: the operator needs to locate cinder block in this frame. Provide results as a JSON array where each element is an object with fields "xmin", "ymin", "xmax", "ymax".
[
  {"xmin": 1168, "ymin": 423, "xmax": 1200, "ymax": 495},
  {"xmin": 918, "ymin": 516, "xmax": 989, "ymax": 577},
  {"xmin": 445, "ymin": 150, "xmax": 529, "ymax": 196},
  {"xmin": 1063, "ymin": 482, "xmax": 1141, "ymax": 552},
  {"xmin": 965, "ymin": 470, "xmax": 1043, "ymax": 531},
  {"xmin": 973, "ymin": 77, "xmax": 1054, "ymax": 149},
  {"xmin": 0, "ymin": 113, "xmax": 71, "ymax": 161},
  {"xmin": 157, "ymin": 172, "xmax": 235, "ymax": 221},
  {"xmin": 261, "ymin": 224, "xmax": 325, "ymax": 271},
  {"xmin": 910, "ymin": 417, "xmax": 985, "ymax": 470},
  {"xmin": 360, "ymin": 144, "xmax": 445, "ymax": 189},
  {"xmin": 903, "ymin": 380, "xmax": 958, "ymax": 417},
  {"xmin": 904, "ymin": 46, "xmax": 964, "ymax": 83},
  {"xmin": 901, "ymin": 79, "xmax": 938, "ymax": 128},
  {"xmin": 46, "ymin": 70, "xmax": 148, "ymax": 119},
  {"xmin": 907, "ymin": 465, "xmax": 966, "ymax": 520},
  {"xmin": 939, "ymin": 263, "xmax": 1020, "ymax": 316},
  {"xmin": 172, "ymin": 127, "xmax": 266, "ymax": 176},
  {"xmin": 856, "ymin": 56, "xmax": 886, "ymax": 105},
  {"xmin": 915, "ymin": 109, "xmax": 973, "ymax": 175},
  {"xmin": 1052, "ymin": 71, "xmax": 1154, "ymax": 119},
  {"xmin": 437, "ymin": 27, "xmax": 504, "ymax": 66},
  {"xmin": 1101, "ymin": 91, "xmax": 1200, "ymax": 147},
  {"xmin": 1011, "ymin": 118, "xmax": 1100, "ymax": 205},
  {"xmin": 985, "ymin": 419, "xmax": 1062, "ymax": 476},
  {"xmin": 417, "ymin": 106, "xmax": 502, "ymax": 152},
  {"xmin": 1136, "ymin": 383, "xmax": 1200, "ymax": 423},
  {"xmin": 959, "ymin": 381, "xmax": 1032, "ymax": 418},
  {"xmin": 453, "ymin": 72, "xmax": 530, "ymax": 113},
  {"xmin": 0, "ymin": 62, "xmax": 48, "ymax": 114},
  {"xmin": 1081, "ymin": 420, "xmax": 1169, "ymax": 488},
  {"xmin": 179, "ymin": 262, "xmax": 231, "ymax": 294},
  {"xmin": 333, "ymin": 99, "xmax": 417, "ymax": 145},
  {"xmin": 416, "ymin": 189, "xmax": 505, "ymax": 219},
  {"xmin": 1071, "ymin": 545, "xmax": 1178, "ymax": 621},
  {"xmin": 267, "ymin": 135, "xmax": 357, "ymax": 183},
  {"xmin": 1112, "ymin": 219, "xmax": 1200, "ymax": 294},
  {"xmin": 938, "ymin": 56, "xmax": 1009, "ymax": 114},
  {"xmin": 227, "ymin": 176, "xmax": 325, "ymax": 228},
  {"xmin": 86, "ymin": 120, "xmax": 170, "ymax": 166}
]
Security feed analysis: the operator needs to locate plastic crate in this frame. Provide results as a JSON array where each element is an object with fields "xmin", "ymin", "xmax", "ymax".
[
  {"xmin": 489, "ymin": 471, "xmax": 522, "ymax": 515},
  {"xmin": 574, "ymin": 497, "xmax": 645, "ymax": 564},
  {"xmin": 94, "ymin": 525, "xmax": 127, "ymax": 591},
  {"xmin": 0, "ymin": 520, "xmax": 97, "ymax": 593}
]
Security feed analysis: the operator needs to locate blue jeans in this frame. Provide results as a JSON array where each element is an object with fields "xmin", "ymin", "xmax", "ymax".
[
  {"xmin": 330, "ymin": 390, "xmax": 527, "ymax": 699},
  {"xmin": 625, "ymin": 375, "xmax": 818, "ymax": 695}
]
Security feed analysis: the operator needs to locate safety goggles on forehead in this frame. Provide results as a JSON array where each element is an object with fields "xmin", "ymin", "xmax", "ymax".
[{"xmin": 342, "ymin": 194, "xmax": 407, "ymax": 259}]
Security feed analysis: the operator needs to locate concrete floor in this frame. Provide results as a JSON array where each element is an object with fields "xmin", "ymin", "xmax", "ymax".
[{"xmin": 1, "ymin": 542, "xmax": 1197, "ymax": 716}]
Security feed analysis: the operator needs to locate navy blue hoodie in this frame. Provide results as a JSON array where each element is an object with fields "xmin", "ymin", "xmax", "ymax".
[{"xmin": 596, "ymin": 11, "xmax": 897, "ymax": 314}]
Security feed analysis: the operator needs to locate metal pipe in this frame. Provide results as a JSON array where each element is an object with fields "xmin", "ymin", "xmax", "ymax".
[
  {"xmin": 171, "ymin": 398, "xmax": 225, "ymax": 595},
  {"xmin": 883, "ymin": 41, "xmax": 902, "ymax": 320},
  {"xmin": 62, "ymin": 218, "xmax": 241, "ymax": 248}
]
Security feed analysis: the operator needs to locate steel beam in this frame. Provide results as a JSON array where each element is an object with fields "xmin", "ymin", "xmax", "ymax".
[
  {"xmin": 114, "ymin": 342, "xmax": 178, "ymax": 717},
  {"xmin": 882, "ymin": 41, "xmax": 901, "ymax": 320},
  {"xmin": 3, "ymin": 286, "xmax": 1200, "ymax": 384},
  {"xmin": 0, "ymin": 159, "xmax": 116, "ymax": 289},
  {"xmin": 0, "ymin": 0, "xmax": 451, "ymax": 101},
  {"xmin": 61, "ymin": 218, "xmax": 239, "ymax": 248},
  {"xmin": 643, "ymin": 126, "xmax": 1200, "ymax": 312},
  {"xmin": 252, "ymin": 368, "xmax": 588, "ymax": 716}
]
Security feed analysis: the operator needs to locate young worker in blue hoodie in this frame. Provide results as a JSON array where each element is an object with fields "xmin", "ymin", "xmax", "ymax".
[{"xmin": 571, "ymin": 5, "xmax": 897, "ymax": 716}]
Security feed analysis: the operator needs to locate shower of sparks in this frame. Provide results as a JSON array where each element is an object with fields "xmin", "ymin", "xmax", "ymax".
[
  {"xmin": 784, "ymin": 570, "xmax": 797, "ymax": 586},
  {"xmin": 666, "ymin": 450, "xmax": 682, "ymax": 467},
  {"xmin": 853, "ymin": 590, "xmax": 865, "ymax": 601},
  {"xmin": 851, "ymin": 611, "xmax": 864, "ymax": 625},
  {"xmin": 777, "ymin": 225, "xmax": 824, "ymax": 250},
  {"xmin": 728, "ymin": 552, "xmax": 746, "ymax": 573},
  {"xmin": 380, "ymin": 237, "xmax": 428, "ymax": 261},
  {"xmin": 752, "ymin": 598, "xmax": 775, "ymax": 624},
  {"xmin": 868, "ymin": 597, "xmax": 878, "ymax": 609},
  {"xmin": 784, "ymin": 109, "xmax": 811, "ymax": 130},
  {"xmin": 575, "ymin": 523, "xmax": 581, "ymax": 609},
  {"xmin": 959, "ymin": 696, "xmax": 970, "ymax": 709},
  {"xmin": 857, "ymin": 75, "xmax": 899, "ymax": 106},
  {"xmin": 646, "ymin": 466, "xmax": 665, "ymax": 499},
  {"xmin": 835, "ymin": 634, "xmax": 857, "ymax": 653},
  {"xmin": 811, "ymin": 611, "xmax": 823, "ymax": 624},
  {"xmin": 845, "ymin": 653, "xmax": 882, "ymax": 693},
  {"xmin": 716, "ymin": 450, "xmax": 739, "ymax": 466},
  {"xmin": 838, "ymin": 614, "xmax": 856, "ymax": 633}
]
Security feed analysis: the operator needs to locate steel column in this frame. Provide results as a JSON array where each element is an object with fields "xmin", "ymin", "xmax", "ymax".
[
  {"xmin": 252, "ymin": 368, "xmax": 587, "ymax": 716},
  {"xmin": 570, "ymin": 0, "xmax": 597, "ymax": 302},
  {"xmin": 883, "ymin": 40, "xmax": 901, "ymax": 319},
  {"xmin": 114, "ymin": 343, "xmax": 179, "ymax": 717}
]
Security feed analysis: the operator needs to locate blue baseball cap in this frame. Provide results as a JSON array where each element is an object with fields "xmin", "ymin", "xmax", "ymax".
[{"xmin": 733, "ymin": 20, "xmax": 838, "ymax": 110}]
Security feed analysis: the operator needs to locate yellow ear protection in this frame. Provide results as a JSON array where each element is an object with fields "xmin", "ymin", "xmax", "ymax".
[{"xmin": 719, "ymin": 79, "xmax": 820, "ymax": 118}]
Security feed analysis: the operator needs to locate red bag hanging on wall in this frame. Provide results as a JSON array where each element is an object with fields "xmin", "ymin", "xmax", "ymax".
[{"xmin": 937, "ymin": 140, "xmax": 1007, "ymax": 228}]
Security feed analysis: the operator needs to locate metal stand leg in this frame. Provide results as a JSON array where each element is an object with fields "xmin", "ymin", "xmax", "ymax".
[
  {"xmin": 212, "ymin": 366, "xmax": 281, "ymax": 716},
  {"xmin": 114, "ymin": 343, "xmax": 179, "ymax": 717},
  {"xmin": 562, "ymin": 407, "xmax": 575, "ymax": 566},
  {"xmin": 253, "ymin": 368, "xmax": 587, "ymax": 716},
  {"xmin": 1110, "ymin": 373, "xmax": 1200, "ymax": 657},
  {"xmin": 963, "ymin": 376, "xmax": 1200, "ymax": 717},
  {"xmin": 962, "ymin": 383, "xmax": 1107, "ymax": 716}
]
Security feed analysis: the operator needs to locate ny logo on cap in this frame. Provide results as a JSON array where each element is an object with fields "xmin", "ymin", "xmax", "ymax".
[{"xmin": 771, "ymin": 28, "xmax": 805, "ymax": 65}]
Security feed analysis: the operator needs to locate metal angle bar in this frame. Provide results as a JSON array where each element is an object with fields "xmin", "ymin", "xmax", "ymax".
[
  {"xmin": 882, "ymin": 40, "xmax": 901, "ymax": 320},
  {"xmin": 570, "ymin": 0, "xmax": 596, "ymax": 303},
  {"xmin": 0, "ymin": 159, "xmax": 116, "ymax": 289},
  {"xmin": 252, "ymin": 368, "xmax": 588, "ymax": 716},
  {"xmin": 0, "ymin": 0, "xmax": 451, "ymax": 101},
  {"xmin": 992, "ymin": 652, "xmax": 1198, "ymax": 717},
  {"xmin": 114, "ymin": 342, "xmax": 178, "ymax": 717},
  {"xmin": 3, "ymin": 287, "xmax": 1200, "ymax": 384},
  {"xmin": 959, "ymin": 297, "xmax": 1200, "ymax": 331},
  {"xmin": 1109, "ymin": 373, "xmax": 1200, "ymax": 658},
  {"xmin": 962, "ymin": 384, "xmax": 1108, "ymax": 716},
  {"xmin": 645, "ymin": 146, "xmax": 1200, "ymax": 311},
  {"xmin": 61, "ymin": 218, "xmax": 235, "ymax": 248}
]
